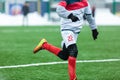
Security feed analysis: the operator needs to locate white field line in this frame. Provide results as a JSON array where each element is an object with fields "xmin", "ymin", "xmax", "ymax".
[
  {"xmin": 0, "ymin": 28, "xmax": 59, "ymax": 33},
  {"xmin": 0, "ymin": 59, "xmax": 120, "ymax": 69}
]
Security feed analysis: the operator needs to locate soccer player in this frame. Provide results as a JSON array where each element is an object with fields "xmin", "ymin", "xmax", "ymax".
[
  {"xmin": 33, "ymin": 0, "xmax": 99, "ymax": 80},
  {"xmin": 22, "ymin": 2, "xmax": 29, "ymax": 26}
]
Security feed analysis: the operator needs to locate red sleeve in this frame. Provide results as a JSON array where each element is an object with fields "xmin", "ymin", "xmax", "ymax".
[{"xmin": 58, "ymin": 1, "xmax": 67, "ymax": 7}]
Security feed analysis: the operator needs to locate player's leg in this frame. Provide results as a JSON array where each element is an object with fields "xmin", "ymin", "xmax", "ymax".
[
  {"xmin": 33, "ymin": 38, "xmax": 61, "ymax": 55},
  {"xmin": 58, "ymin": 42, "xmax": 69, "ymax": 60},
  {"xmin": 68, "ymin": 44, "xmax": 78, "ymax": 80},
  {"xmin": 61, "ymin": 31, "xmax": 78, "ymax": 80},
  {"xmin": 33, "ymin": 38, "xmax": 69, "ymax": 60},
  {"xmin": 23, "ymin": 16, "xmax": 25, "ymax": 26}
]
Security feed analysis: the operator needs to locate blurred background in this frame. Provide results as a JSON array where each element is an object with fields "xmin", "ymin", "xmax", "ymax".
[{"xmin": 0, "ymin": 0, "xmax": 120, "ymax": 26}]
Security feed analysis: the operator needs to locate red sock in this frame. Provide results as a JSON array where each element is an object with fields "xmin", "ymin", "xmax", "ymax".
[
  {"xmin": 68, "ymin": 56, "xmax": 77, "ymax": 80},
  {"xmin": 42, "ymin": 42, "xmax": 61, "ymax": 55}
]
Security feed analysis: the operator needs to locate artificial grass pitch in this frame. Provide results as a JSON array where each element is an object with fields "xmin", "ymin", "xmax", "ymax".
[{"xmin": 0, "ymin": 26, "xmax": 120, "ymax": 80}]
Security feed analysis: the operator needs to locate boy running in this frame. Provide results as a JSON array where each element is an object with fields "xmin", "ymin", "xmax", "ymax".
[{"xmin": 33, "ymin": 0, "xmax": 99, "ymax": 80}]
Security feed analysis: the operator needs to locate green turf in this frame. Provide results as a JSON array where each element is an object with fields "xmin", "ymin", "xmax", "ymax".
[{"xmin": 0, "ymin": 26, "xmax": 120, "ymax": 80}]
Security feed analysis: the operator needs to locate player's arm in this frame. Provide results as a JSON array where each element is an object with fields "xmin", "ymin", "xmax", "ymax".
[
  {"xmin": 84, "ymin": 3, "xmax": 99, "ymax": 40},
  {"xmin": 56, "ymin": 1, "xmax": 79, "ymax": 22},
  {"xmin": 56, "ymin": 1, "xmax": 70, "ymax": 18}
]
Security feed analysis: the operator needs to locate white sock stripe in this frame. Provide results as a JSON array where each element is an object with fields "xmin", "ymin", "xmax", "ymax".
[{"xmin": 0, "ymin": 59, "xmax": 120, "ymax": 69}]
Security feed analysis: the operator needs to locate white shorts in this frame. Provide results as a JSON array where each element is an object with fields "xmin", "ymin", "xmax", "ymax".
[{"xmin": 61, "ymin": 30, "xmax": 78, "ymax": 48}]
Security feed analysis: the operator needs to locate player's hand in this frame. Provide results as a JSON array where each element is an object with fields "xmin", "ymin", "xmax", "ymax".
[
  {"xmin": 92, "ymin": 29, "xmax": 99, "ymax": 40},
  {"xmin": 68, "ymin": 13, "xmax": 79, "ymax": 22}
]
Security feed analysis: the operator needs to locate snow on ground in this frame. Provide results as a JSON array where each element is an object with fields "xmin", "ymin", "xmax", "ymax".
[
  {"xmin": 95, "ymin": 8, "xmax": 120, "ymax": 26},
  {"xmin": 0, "ymin": 12, "xmax": 55, "ymax": 26},
  {"xmin": 0, "ymin": 8, "xmax": 120, "ymax": 26}
]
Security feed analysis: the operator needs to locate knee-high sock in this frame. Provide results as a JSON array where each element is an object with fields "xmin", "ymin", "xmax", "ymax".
[
  {"xmin": 68, "ymin": 56, "xmax": 77, "ymax": 80},
  {"xmin": 42, "ymin": 42, "xmax": 61, "ymax": 55}
]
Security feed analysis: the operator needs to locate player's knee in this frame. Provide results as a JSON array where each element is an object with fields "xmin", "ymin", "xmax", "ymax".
[
  {"xmin": 67, "ymin": 44, "xmax": 78, "ymax": 58},
  {"xmin": 58, "ymin": 51, "xmax": 69, "ymax": 60}
]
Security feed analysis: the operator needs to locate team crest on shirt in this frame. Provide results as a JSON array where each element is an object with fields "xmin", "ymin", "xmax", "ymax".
[{"xmin": 68, "ymin": 35, "xmax": 73, "ymax": 41}]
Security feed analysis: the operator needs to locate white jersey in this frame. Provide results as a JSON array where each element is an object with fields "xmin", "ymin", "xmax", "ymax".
[
  {"xmin": 56, "ymin": 0, "xmax": 97, "ymax": 33},
  {"xmin": 56, "ymin": 0, "xmax": 97, "ymax": 47}
]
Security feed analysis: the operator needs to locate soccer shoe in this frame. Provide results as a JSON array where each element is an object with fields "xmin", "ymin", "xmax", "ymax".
[
  {"xmin": 74, "ymin": 77, "xmax": 77, "ymax": 80},
  {"xmin": 33, "ymin": 38, "xmax": 47, "ymax": 54}
]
